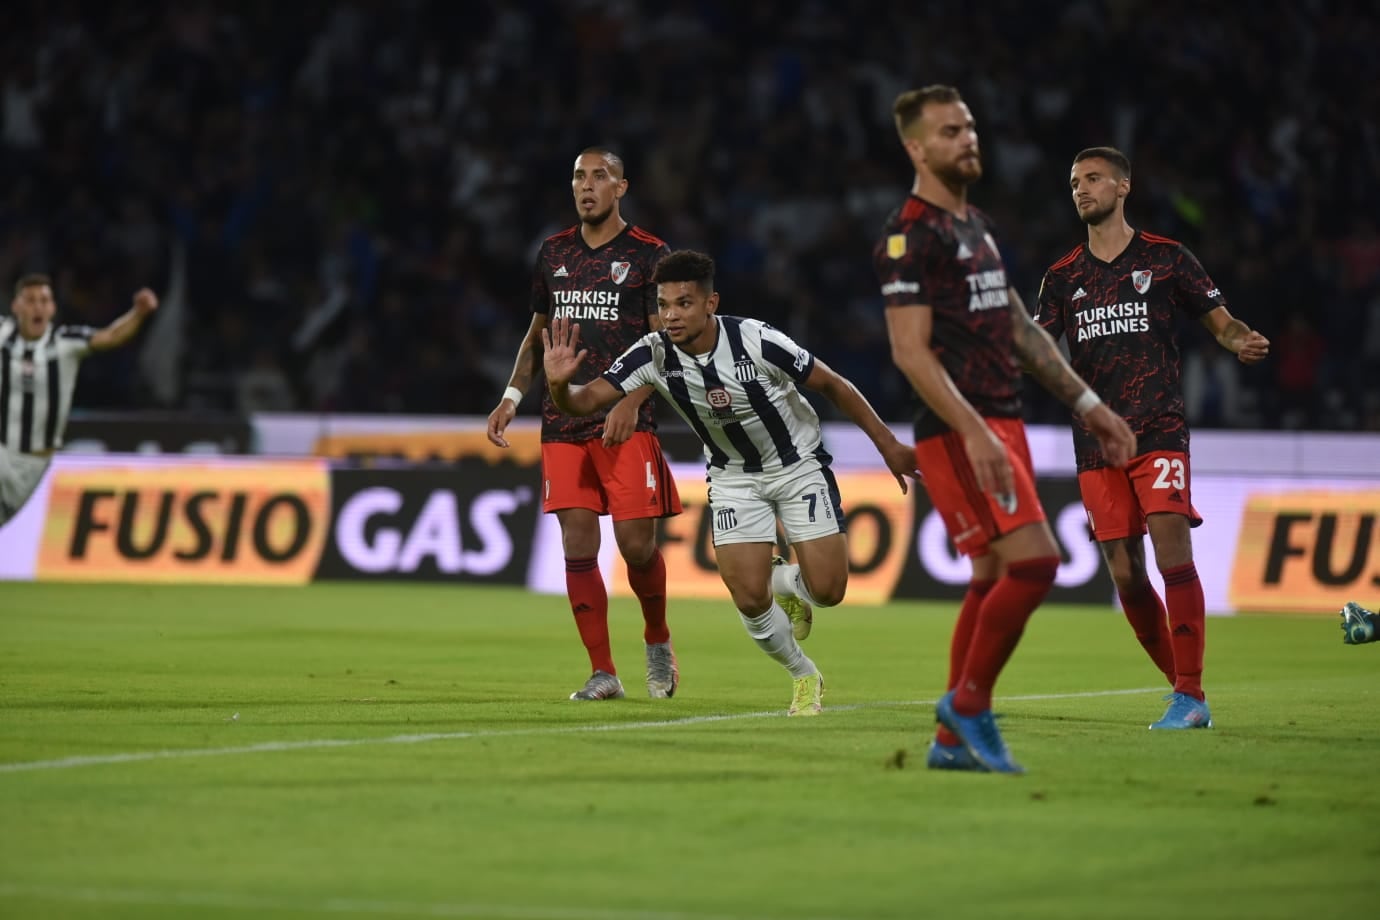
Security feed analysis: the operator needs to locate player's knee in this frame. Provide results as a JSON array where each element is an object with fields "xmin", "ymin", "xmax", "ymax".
[
  {"xmin": 562, "ymin": 536, "xmax": 600, "ymax": 559},
  {"xmin": 1009, "ymin": 556, "xmax": 1060, "ymax": 589},
  {"xmin": 616, "ymin": 537, "xmax": 657, "ymax": 568},
  {"xmin": 1147, "ymin": 515, "xmax": 1193, "ymax": 568},
  {"xmin": 806, "ymin": 574, "xmax": 847, "ymax": 608},
  {"xmin": 612, "ymin": 520, "xmax": 658, "ymax": 566},
  {"xmin": 724, "ymin": 579, "xmax": 772, "ymax": 617},
  {"xmin": 558, "ymin": 517, "xmax": 601, "ymax": 558},
  {"xmin": 1109, "ymin": 567, "xmax": 1145, "ymax": 594},
  {"xmin": 815, "ymin": 588, "xmax": 846, "ymax": 608},
  {"xmin": 1104, "ymin": 553, "xmax": 1146, "ymax": 590}
]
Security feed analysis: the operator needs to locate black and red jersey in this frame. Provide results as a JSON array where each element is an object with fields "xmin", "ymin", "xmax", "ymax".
[
  {"xmin": 1036, "ymin": 230, "xmax": 1226, "ymax": 471},
  {"xmin": 530, "ymin": 223, "xmax": 669, "ymax": 443},
  {"xmin": 873, "ymin": 195, "xmax": 1021, "ymax": 441}
]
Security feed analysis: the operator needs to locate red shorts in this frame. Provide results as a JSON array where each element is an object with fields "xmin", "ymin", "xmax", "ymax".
[
  {"xmin": 914, "ymin": 417, "xmax": 1045, "ymax": 557},
  {"xmin": 1077, "ymin": 450, "xmax": 1203, "ymax": 542},
  {"xmin": 541, "ymin": 431, "xmax": 681, "ymax": 521}
]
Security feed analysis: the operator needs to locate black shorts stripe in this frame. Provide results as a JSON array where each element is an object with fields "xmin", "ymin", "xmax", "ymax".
[
  {"xmin": 654, "ymin": 446, "xmax": 677, "ymax": 516},
  {"xmin": 818, "ymin": 460, "xmax": 847, "ymax": 534}
]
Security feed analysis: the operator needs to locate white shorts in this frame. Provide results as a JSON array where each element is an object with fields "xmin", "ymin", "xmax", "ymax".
[
  {"xmin": 706, "ymin": 457, "xmax": 845, "ymax": 546},
  {"xmin": 0, "ymin": 447, "xmax": 51, "ymax": 525}
]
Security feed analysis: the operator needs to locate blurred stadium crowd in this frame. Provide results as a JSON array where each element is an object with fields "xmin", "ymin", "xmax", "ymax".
[{"xmin": 3, "ymin": 0, "xmax": 1378, "ymax": 430}]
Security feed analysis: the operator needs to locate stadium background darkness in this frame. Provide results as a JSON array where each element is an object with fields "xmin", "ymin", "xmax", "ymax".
[{"xmin": 2, "ymin": 0, "xmax": 1376, "ymax": 432}]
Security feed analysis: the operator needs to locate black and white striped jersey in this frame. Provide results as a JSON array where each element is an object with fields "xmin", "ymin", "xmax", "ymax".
[
  {"xmin": 0, "ymin": 317, "xmax": 94, "ymax": 453},
  {"xmin": 602, "ymin": 315, "xmax": 827, "ymax": 473}
]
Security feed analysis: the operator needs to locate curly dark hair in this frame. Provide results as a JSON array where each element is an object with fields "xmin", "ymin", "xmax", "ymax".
[{"xmin": 651, "ymin": 250, "xmax": 715, "ymax": 293}]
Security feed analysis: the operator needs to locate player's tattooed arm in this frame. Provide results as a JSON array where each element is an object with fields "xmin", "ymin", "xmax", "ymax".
[
  {"xmin": 1009, "ymin": 289, "xmax": 1137, "ymax": 466},
  {"xmin": 885, "ymin": 303, "xmax": 1013, "ymax": 498},
  {"xmin": 488, "ymin": 313, "xmax": 550, "ymax": 447},
  {"xmin": 508, "ymin": 313, "xmax": 550, "ymax": 394},
  {"xmin": 1007, "ymin": 288, "xmax": 1089, "ymax": 407}
]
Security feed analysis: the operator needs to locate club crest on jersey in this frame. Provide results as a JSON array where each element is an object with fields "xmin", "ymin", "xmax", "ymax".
[
  {"xmin": 886, "ymin": 234, "xmax": 906, "ymax": 259},
  {"xmin": 611, "ymin": 261, "xmax": 631, "ymax": 285},
  {"xmin": 733, "ymin": 359, "xmax": 756, "ymax": 383},
  {"xmin": 1132, "ymin": 269, "xmax": 1152, "ymax": 294}
]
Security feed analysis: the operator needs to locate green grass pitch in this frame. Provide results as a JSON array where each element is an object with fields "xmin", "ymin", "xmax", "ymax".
[{"xmin": 1, "ymin": 582, "xmax": 1376, "ymax": 919}]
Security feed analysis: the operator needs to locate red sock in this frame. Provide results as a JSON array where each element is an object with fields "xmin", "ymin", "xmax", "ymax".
[
  {"xmin": 1161, "ymin": 562, "xmax": 1206, "ymax": 700},
  {"xmin": 937, "ymin": 577, "xmax": 995, "ymax": 747},
  {"xmin": 566, "ymin": 557, "xmax": 614, "ymax": 675},
  {"xmin": 953, "ymin": 557, "xmax": 1059, "ymax": 715},
  {"xmin": 1118, "ymin": 580, "xmax": 1175, "ymax": 685},
  {"xmin": 626, "ymin": 548, "xmax": 670, "ymax": 644}
]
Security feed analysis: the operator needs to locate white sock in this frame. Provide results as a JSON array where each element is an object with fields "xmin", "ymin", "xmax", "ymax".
[
  {"xmin": 771, "ymin": 562, "xmax": 822, "ymax": 608},
  {"xmin": 740, "ymin": 602, "xmax": 816, "ymax": 678}
]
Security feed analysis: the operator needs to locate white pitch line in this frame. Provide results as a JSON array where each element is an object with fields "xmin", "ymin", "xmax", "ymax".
[
  {"xmin": 0, "ymin": 686, "xmax": 1162, "ymax": 776},
  {"xmin": 0, "ymin": 882, "xmax": 856, "ymax": 920}
]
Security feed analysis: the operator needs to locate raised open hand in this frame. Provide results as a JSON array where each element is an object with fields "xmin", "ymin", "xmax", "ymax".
[{"xmin": 541, "ymin": 315, "xmax": 588, "ymax": 387}]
